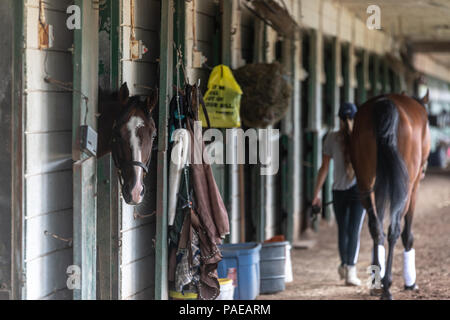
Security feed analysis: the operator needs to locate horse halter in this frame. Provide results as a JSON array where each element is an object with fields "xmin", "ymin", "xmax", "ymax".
[
  {"xmin": 110, "ymin": 101, "xmax": 153, "ymax": 189},
  {"xmin": 111, "ymin": 128, "xmax": 151, "ymax": 190}
]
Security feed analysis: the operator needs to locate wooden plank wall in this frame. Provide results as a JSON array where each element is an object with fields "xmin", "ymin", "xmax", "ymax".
[
  {"xmin": 23, "ymin": 0, "xmax": 74, "ymax": 300},
  {"xmin": 120, "ymin": 0, "xmax": 161, "ymax": 300},
  {"xmin": 185, "ymin": 0, "xmax": 219, "ymax": 89}
]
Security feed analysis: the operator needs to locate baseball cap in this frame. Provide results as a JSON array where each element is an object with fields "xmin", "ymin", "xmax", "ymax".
[{"xmin": 339, "ymin": 102, "xmax": 357, "ymax": 120}]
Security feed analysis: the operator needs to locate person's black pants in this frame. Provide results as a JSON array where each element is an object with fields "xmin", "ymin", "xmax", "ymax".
[{"xmin": 332, "ymin": 185, "xmax": 365, "ymax": 266}]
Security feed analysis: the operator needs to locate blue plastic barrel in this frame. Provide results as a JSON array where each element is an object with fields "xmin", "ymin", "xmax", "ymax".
[
  {"xmin": 217, "ymin": 243, "xmax": 261, "ymax": 300},
  {"xmin": 260, "ymin": 241, "xmax": 289, "ymax": 294}
]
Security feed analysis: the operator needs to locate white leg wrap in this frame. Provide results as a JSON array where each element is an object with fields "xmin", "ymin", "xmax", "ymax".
[
  {"xmin": 403, "ymin": 249, "xmax": 416, "ymax": 287},
  {"xmin": 372, "ymin": 245, "xmax": 386, "ymax": 278}
]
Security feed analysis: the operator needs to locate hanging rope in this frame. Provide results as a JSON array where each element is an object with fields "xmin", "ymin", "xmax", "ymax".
[
  {"xmin": 174, "ymin": 43, "xmax": 192, "ymax": 209},
  {"xmin": 173, "ymin": 43, "xmax": 190, "ymax": 85},
  {"xmin": 134, "ymin": 210, "xmax": 156, "ymax": 220},
  {"xmin": 44, "ymin": 77, "xmax": 90, "ymax": 126},
  {"xmin": 44, "ymin": 230, "xmax": 73, "ymax": 247}
]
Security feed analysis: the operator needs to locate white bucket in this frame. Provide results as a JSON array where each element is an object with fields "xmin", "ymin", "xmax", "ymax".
[
  {"xmin": 285, "ymin": 244, "xmax": 293, "ymax": 283},
  {"xmin": 217, "ymin": 278, "xmax": 235, "ymax": 300}
]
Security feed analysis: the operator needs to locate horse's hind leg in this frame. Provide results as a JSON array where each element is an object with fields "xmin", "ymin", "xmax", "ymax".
[
  {"xmin": 402, "ymin": 178, "xmax": 420, "ymax": 291},
  {"xmin": 360, "ymin": 192, "xmax": 385, "ymax": 295},
  {"xmin": 381, "ymin": 213, "xmax": 402, "ymax": 300}
]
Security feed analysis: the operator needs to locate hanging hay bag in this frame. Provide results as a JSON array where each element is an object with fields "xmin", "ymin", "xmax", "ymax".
[
  {"xmin": 234, "ymin": 62, "xmax": 292, "ymax": 128},
  {"xmin": 199, "ymin": 65, "xmax": 243, "ymax": 128}
]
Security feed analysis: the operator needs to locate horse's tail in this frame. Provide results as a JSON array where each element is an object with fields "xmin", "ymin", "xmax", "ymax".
[{"xmin": 373, "ymin": 99, "xmax": 409, "ymax": 220}]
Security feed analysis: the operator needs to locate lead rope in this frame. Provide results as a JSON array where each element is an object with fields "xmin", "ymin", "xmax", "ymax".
[{"xmin": 175, "ymin": 47, "xmax": 192, "ymax": 209}]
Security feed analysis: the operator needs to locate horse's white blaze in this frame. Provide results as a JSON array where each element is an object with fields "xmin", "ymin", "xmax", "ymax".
[{"xmin": 127, "ymin": 116, "xmax": 145, "ymax": 203}]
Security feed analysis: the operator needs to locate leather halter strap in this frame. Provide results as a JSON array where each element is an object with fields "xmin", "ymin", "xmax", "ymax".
[{"xmin": 129, "ymin": 160, "xmax": 149, "ymax": 174}]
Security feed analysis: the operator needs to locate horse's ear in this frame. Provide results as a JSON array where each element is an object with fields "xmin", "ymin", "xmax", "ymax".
[
  {"xmin": 147, "ymin": 88, "xmax": 159, "ymax": 115},
  {"xmin": 420, "ymin": 89, "xmax": 429, "ymax": 105},
  {"xmin": 119, "ymin": 82, "xmax": 130, "ymax": 106}
]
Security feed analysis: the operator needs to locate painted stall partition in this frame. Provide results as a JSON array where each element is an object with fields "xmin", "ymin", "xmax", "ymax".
[
  {"xmin": 119, "ymin": 0, "xmax": 161, "ymax": 300},
  {"xmin": 23, "ymin": 0, "xmax": 74, "ymax": 300}
]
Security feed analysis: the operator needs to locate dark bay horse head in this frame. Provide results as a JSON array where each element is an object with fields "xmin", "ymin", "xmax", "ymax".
[{"xmin": 110, "ymin": 83, "xmax": 158, "ymax": 205}]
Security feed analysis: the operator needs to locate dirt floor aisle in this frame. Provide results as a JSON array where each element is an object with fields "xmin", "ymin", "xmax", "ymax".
[{"xmin": 257, "ymin": 170, "xmax": 450, "ymax": 300}]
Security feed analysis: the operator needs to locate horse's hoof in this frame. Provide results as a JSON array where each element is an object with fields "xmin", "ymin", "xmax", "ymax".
[
  {"xmin": 380, "ymin": 292, "xmax": 393, "ymax": 300},
  {"xmin": 370, "ymin": 288, "xmax": 383, "ymax": 296},
  {"xmin": 404, "ymin": 283, "xmax": 419, "ymax": 291}
]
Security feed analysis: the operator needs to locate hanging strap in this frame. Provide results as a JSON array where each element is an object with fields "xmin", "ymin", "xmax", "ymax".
[
  {"xmin": 196, "ymin": 82, "xmax": 211, "ymax": 129},
  {"xmin": 175, "ymin": 46, "xmax": 192, "ymax": 209}
]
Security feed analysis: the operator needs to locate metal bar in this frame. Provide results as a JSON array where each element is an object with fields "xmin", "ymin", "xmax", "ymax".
[{"xmin": 155, "ymin": 0, "xmax": 174, "ymax": 300}]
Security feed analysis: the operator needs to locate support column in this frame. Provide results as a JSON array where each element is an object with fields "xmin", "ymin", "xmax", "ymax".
[
  {"xmin": 155, "ymin": 0, "xmax": 174, "ymax": 300},
  {"xmin": 306, "ymin": 29, "xmax": 323, "ymax": 225},
  {"xmin": 73, "ymin": 0, "xmax": 99, "ymax": 300},
  {"xmin": 381, "ymin": 57, "xmax": 390, "ymax": 94},
  {"xmin": 356, "ymin": 49, "xmax": 369, "ymax": 105},
  {"xmin": 254, "ymin": 19, "xmax": 266, "ymax": 243},
  {"xmin": 323, "ymin": 38, "xmax": 340, "ymax": 222},
  {"xmin": 281, "ymin": 35, "xmax": 301, "ymax": 243},
  {"xmin": 343, "ymin": 44, "xmax": 355, "ymax": 103},
  {"xmin": 97, "ymin": 0, "xmax": 119, "ymax": 300},
  {"xmin": 222, "ymin": 0, "xmax": 241, "ymax": 244},
  {"xmin": 371, "ymin": 54, "xmax": 381, "ymax": 97}
]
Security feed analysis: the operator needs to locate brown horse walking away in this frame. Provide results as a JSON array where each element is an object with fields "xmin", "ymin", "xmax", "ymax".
[
  {"xmin": 350, "ymin": 92, "xmax": 431, "ymax": 300},
  {"xmin": 98, "ymin": 83, "xmax": 158, "ymax": 205}
]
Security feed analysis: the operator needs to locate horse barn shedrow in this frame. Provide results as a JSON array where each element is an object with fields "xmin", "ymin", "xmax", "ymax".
[{"xmin": 0, "ymin": 0, "xmax": 449, "ymax": 300}]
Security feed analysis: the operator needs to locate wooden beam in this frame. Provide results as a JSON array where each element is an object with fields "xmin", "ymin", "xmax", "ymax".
[{"xmin": 411, "ymin": 41, "xmax": 450, "ymax": 53}]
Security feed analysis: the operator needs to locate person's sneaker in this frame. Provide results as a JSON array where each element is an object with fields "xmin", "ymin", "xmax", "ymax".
[
  {"xmin": 338, "ymin": 264, "xmax": 347, "ymax": 280},
  {"xmin": 345, "ymin": 265, "xmax": 362, "ymax": 286}
]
